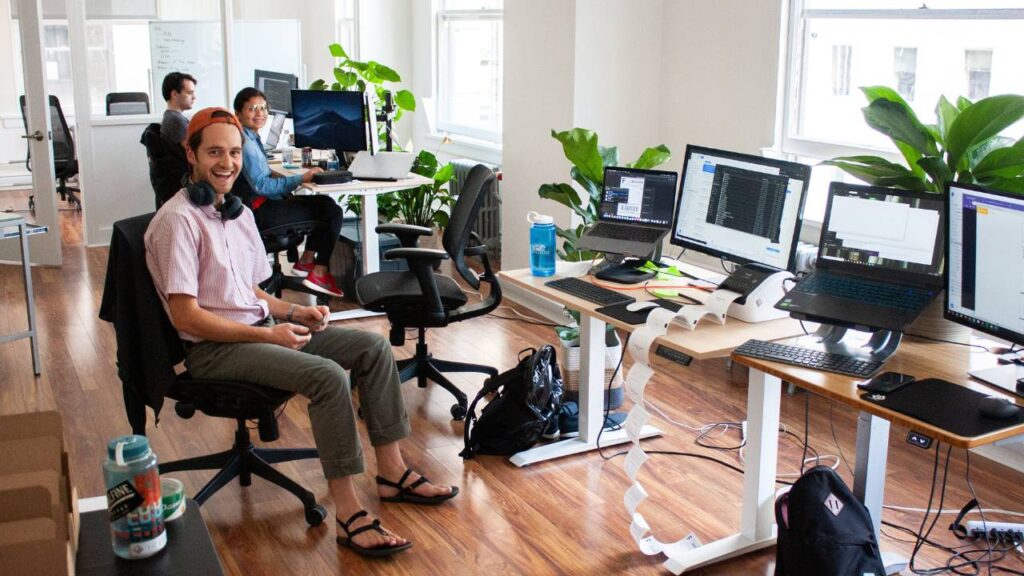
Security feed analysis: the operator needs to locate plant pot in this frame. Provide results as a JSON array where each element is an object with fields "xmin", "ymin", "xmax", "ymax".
[
  {"xmin": 556, "ymin": 259, "xmax": 592, "ymax": 277},
  {"xmin": 908, "ymin": 290, "xmax": 972, "ymax": 344},
  {"xmin": 559, "ymin": 330, "xmax": 624, "ymax": 410}
]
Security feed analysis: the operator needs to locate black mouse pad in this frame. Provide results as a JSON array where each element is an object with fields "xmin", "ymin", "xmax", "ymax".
[
  {"xmin": 595, "ymin": 298, "xmax": 682, "ymax": 325},
  {"xmin": 862, "ymin": 378, "xmax": 1024, "ymax": 437}
]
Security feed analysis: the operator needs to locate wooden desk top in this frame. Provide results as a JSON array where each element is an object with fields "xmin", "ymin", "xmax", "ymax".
[
  {"xmin": 270, "ymin": 164, "xmax": 432, "ymax": 194},
  {"xmin": 730, "ymin": 335, "xmax": 1024, "ymax": 448},
  {"xmin": 500, "ymin": 268, "xmax": 805, "ymax": 360}
]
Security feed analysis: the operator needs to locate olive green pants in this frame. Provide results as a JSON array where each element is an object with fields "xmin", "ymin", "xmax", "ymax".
[{"xmin": 184, "ymin": 325, "xmax": 410, "ymax": 478}]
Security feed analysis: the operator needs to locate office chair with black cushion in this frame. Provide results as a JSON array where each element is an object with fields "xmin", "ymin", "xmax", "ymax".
[
  {"xmin": 19, "ymin": 95, "xmax": 80, "ymax": 212},
  {"xmin": 258, "ymin": 220, "xmax": 330, "ymax": 305},
  {"xmin": 140, "ymin": 123, "xmax": 189, "ymax": 208},
  {"xmin": 100, "ymin": 213, "xmax": 327, "ymax": 526},
  {"xmin": 356, "ymin": 164, "xmax": 502, "ymax": 420},
  {"xmin": 106, "ymin": 92, "xmax": 150, "ymax": 115}
]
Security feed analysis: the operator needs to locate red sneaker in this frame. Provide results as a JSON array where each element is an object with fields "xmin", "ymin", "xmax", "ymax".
[
  {"xmin": 303, "ymin": 270, "xmax": 344, "ymax": 298},
  {"xmin": 290, "ymin": 261, "xmax": 314, "ymax": 278}
]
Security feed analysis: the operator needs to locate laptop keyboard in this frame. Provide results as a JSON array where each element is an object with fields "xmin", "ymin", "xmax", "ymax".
[
  {"xmin": 794, "ymin": 272, "xmax": 934, "ymax": 312},
  {"xmin": 590, "ymin": 223, "xmax": 663, "ymax": 243}
]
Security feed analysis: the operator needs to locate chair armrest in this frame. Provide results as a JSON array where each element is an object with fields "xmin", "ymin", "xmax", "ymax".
[
  {"xmin": 376, "ymin": 223, "xmax": 433, "ymax": 248},
  {"xmin": 464, "ymin": 244, "xmax": 488, "ymax": 256},
  {"xmin": 383, "ymin": 247, "xmax": 449, "ymax": 262}
]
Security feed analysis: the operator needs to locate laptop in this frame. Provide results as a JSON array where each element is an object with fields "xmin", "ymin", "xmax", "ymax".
[
  {"xmin": 775, "ymin": 182, "xmax": 946, "ymax": 332},
  {"xmin": 576, "ymin": 166, "xmax": 678, "ymax": 257},
  {"xmin": 262, "ymin": 113, "xmax": 287, "ymax": 152},
  {"xmin": 348, "ymin": 151, "xmax": 416, "ymax": 181}
]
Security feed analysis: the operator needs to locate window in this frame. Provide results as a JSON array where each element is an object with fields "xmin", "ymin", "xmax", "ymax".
[
  {"xmin": 779, "ymin": 1, "xmax": 1024, "ymax": 221},
  {"xmin": 436, "ymin": 0, "xmax": 503, "ymax": 143}
]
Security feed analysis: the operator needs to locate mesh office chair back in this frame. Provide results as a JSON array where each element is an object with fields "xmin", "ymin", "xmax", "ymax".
[
  {"xmin": 443, "ymin": 164, "xmax": 497, "ymax": 290},
  {"xmin": 18, "ymin": 95, "xmax": 80, "ymax": 209}
]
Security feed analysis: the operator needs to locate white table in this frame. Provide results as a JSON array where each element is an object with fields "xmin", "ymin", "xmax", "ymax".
[{"xmin": 0, "ymin": 213, "xmax": 46, "ymax": 375}]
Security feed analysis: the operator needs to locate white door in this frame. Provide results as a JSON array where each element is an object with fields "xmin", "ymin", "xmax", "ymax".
[{"xmin": 15, "ymin": 0, "xmax": 61, "ymax": 266}]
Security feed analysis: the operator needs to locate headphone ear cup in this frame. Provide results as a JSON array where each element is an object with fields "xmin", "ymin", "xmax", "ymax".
[
  {"xmin": 220, "ymin": 194, "xmax": 243, "ymax": 221},
  {"xmin": 185, "ymin": 178, "xmax": 216, "ymax": 207}
]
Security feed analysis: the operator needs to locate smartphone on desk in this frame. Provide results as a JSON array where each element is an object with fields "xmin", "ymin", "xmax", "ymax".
[{"xmin": 857, "ymin": 372, "xmax": 916, "ymax": 395}]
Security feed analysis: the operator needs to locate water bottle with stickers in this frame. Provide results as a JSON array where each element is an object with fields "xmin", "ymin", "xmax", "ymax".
[
  {"xmin": 527, "ymin": 211, "xmax": 556, "ymax": 277},
  {"xmin": 103, "ymin": 435, "xmax": 166, "ymax": 559}
]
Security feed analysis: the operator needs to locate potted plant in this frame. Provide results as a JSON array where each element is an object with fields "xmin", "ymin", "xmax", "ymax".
[
  {"xmin": 555, "ymin": 311, "xmax": 625, "ymax": 410},
  {"xmin": 823, "ymin": 86, "xmax": 1024, "ymax": 341}
]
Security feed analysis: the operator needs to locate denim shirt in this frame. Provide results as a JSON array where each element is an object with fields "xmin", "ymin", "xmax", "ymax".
[{"xmin": 240, "ymin": 126, "xmax": 302, "ymax": 201}]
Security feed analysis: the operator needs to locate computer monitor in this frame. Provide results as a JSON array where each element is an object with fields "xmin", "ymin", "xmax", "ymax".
[
  {"xmin": 946, "ymin": 182, "xmax": 1024, "ymax": 397},
  {"xmin": 290, "ymin": 89, "xmax": 368, "ymax": 154},
  {"xmin": 670, "ymin": 145, "xmax": 811, "ymax": 271},
  {"xmin": 601, "ymin": 167, "xmax": 677, "ymax": 227},
  {"xmin": 254, "ymin": 70, "xmax": 298, "ymax": 116}
]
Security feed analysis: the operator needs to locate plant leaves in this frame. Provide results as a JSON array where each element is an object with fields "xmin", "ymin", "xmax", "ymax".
[
  {"xmin": 820, "ymin": 156, "xmax": 927, "ymax": 190},
  {"xmin": 551, "ymin": 128, "xmax": 605, "ymax": 192},
  {"xmin": 957, "ymin": 96, "xmax": 973, "ymax": 111},
  {"xmin": 394, "ymin": 90, "xmax": 416, "ymax": 111},
  {"xmin": 411, "ymin": 149, "xmax": 439, "ymax": 178},
  {"xmin": 433, "ymin": 163, "xmax": 455, "ymax": 185},
  {"xmin": 538, "ymin": 183, "xmax": 588, "ymax": 220},
  {"xmin": 329, "ymin": 43, "xmax": 348, "ymax": 59},
  {"xmin": 334, "ymin": 68, "xmax": 357, "ymax": 87},
  {"xmin": 308, "ymin": 79, "xmax": 327, "ymax": 91},
  {"xmin": 629, "ymin": 145, "xmax": 672, "ymax": 170},
  {"xmin": 369, "ymin": 61, "xmax": 402, "ymax": 82},
  {"xmin": 861, "ymin": 85, "xmax": 913, "ymax": 108},
  {"xmin": 980, "ymin": 177, "xmax": 1024, "ymax": 194},
  {"xmin": 946, "ymin": 95, "xmax": 1024, "ymax": 174},
  {"xmin": 862, "ymin": 99, "xmax": 939, "ymax": 157},
  {"xmin": 973, "ymin": 138, "xmax": 1024, "ymax": 180},
  {"xmin": 935, "ymin": 95, "xmax": 959, "ymax": 147},
  {"xmin": 331, "ymin": 82, "xmax": 341, "ymax": 91},
  {"xmin": 599, "ymin": 145, "xmax": 619, "ymax": 169},
  {"xmin": 916, "ymin": 157, "xmax": 953, "ymax": 193}
]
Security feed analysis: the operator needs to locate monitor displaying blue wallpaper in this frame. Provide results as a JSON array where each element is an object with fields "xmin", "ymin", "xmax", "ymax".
[{"xmin": 291, "ymin": 90, "xmax": 367, "ymax": 153}]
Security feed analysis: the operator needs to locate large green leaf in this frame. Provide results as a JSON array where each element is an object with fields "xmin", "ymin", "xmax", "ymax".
[
  {"xmin": 861, "ymin": 85, "xmax": 912, "ymax": 108},
  {"xmin": 329, "ymin": 43, "xmax": 348, "ymax": 59},
  {"xmin": 630, "ymin": 145, "xmax": 672, "ymax": 170},
  {"xmin": 538, "ymin": 183, "xmax": 586, "ymax": 215},
  {"xmin": 946, "ymin": 95, "xmax": 1024, "ymax": 173},
  {"xmin": 433, "ymin": 163, "xmax": 455, "ymax": 185},
  {"xmin": 957, "ymin": 96, "xmax": 973, "ymax": 111},
  {"xmin": 862, "ymin": 99, "xmax": 939, "ymax": 156},
  {"xmin": 569, "ymin": 166, "xmax": 601, "ymax": 207},
  {"xmin": 551, "ymin": 129, "xmax": 605, "ymax": 190},
  {"xmin": 916, "ymin": 157, "xmax": 953, "ymax": 193},
  {"xmin": 394, "ymin": 90, "xmax": 416, "ymax": 111},
  {"xmin": 308, "ymin": 79, "xmax": 327, "ymax": 91},
  {"xmin": 599, "ymin": 145, "xmax": 619, "ymax": 169},
  {"xmin": 982, "ymin": 177, "xmax": 1024, "ymax": 194},
  {"xmin": 411, "ymin": 149, "xmax": 439, "ymax": 178},
  {"xmin": 369, "ymin": 61, "xmax": 402, "ymax": 83},
  {"xmin": 895, "ymin": 141, "xmax": 926, "ymax": 178},
  {"xmin": 973, "ymin": 139, "xmax": 1024, "ymax": 180},
  {"xmin": 935, "ymin": 95, "xmax": 959, "ymax": 147},
  {"xmin": 821, "ymin": 156, "xmax": 927, "ymax": 190},
  {"xmin": 333, "ymin": 68, "xmax": 357, "ymax": 88}
]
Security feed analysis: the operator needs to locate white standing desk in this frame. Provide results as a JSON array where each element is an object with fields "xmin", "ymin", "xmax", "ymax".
[
  {"xmin": 270, "ymin": 164, "xmax": 432, "ymax": 322},
  {"xmin": 0, "ymin": 213, "xmax": 46, "ymax": 375}
]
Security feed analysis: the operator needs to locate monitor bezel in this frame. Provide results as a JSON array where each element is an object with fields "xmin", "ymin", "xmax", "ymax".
[
  {"xmin": 290, "ymin": 89, "xmax": 368, "ymax": 153},
  {"xmin": 600, "ymin": 165, "xmax": 679, "ymax": 229},
  {"xmin": 818, "ymin": 181, "xmax": 946, "ymax": 289},
  {"xmin": 254, "ymin": 69, "xmax": 298, "ymax": 117},
  {"xmin": 944, "ymin": 181, "xmax": 1024, "ymax": 347},
  {"xmin": 669, "ymin": 144, "xmax": 810, "ymax": 272}
]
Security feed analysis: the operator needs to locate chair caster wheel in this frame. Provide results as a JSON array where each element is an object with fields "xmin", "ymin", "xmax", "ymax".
[
  {"xmin": 305, "ymin": 504, "xmax": 327, "ymax": 526},
  {"xmin": 450, "ymin": 404, "xmax": 467, "ymax": 421}
]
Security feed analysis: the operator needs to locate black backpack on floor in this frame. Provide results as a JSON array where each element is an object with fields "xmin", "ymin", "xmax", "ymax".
[
  {"xmin": 775, "ymin": 466, "xmax": 886, "ymax": 576},
  {"xmin": 460, "ymin": 346, "xmax": 562, "ymax": 458}
]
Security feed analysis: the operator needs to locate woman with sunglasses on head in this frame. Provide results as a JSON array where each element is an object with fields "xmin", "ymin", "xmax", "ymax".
[{"xmin": 232, "ymin": 87, "xmax": 345, "ymax": 298}]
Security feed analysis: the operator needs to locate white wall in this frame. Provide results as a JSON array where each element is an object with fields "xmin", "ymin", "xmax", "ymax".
[{"xmin": 358, "ymin": 0, "xmax": 414, "ymax": 149}]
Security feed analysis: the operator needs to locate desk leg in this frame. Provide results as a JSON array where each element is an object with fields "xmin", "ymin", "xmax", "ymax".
[
  {"xmin": 853, "ymin": 411, "xmax": 906, "ymax": 575},
  {"xmin": 19, "ymin": 223, "xmax": 40, "ymax": 375},
  {"xmin": 510, "ymin": 314, "xmax": 662, "ymax": 466},
  {"xmin": 360, "ymin": 194, "xmax": 380, "ymax": 275}
]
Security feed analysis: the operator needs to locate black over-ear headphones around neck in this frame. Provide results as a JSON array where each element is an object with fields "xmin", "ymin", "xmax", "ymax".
[{"xmin": 182, "ymin": 174, "xmax": 243, "ymax": 221}]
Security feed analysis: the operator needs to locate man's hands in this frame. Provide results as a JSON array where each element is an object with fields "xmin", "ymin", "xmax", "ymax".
[
  {"xmin": 301, "ymin": 167, "xmax": 324, "ymax": 183},
  {"xmin": 290, "ymin": 305, "xmax": 331, "ymax": 332},
  {"xmin": 266, "ymin": 322, "xmax": 311, "ymax": 350}
]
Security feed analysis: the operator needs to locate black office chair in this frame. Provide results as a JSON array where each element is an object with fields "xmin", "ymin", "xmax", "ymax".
[
  {"xmin": 140, "ymin": 123, "xmax": 189, "ymax": 208},
  {"xmin": 355, "ymin": 164, "xmax": 502, "ymax": 420},
  {"xmin": 259, "ymin": 221, "xmax": 330, "ymax": 305},
  {"xmin": 106, "ymin": 92, "xmax": 150, "ymax": 115},
  {"xmin": 100, "ymin": 213, "xmax": 326, "ymax": 526},
  {"xmin": 19, "ymin": 95, "xmax": 80, "ymax": 212}
]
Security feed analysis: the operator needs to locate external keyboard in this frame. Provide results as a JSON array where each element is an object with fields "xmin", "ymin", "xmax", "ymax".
[
  {"xmin": 545, "ymin": 277, "xmax": 634, "ymax": 306},
  {"xmin": 733, "ymin": 339, "xmax": 884, "ymax": 378},
  {"xmin": 795, "ymin": 273, "xmax": 933, "ymax": 312},
  {"xmin": 589, "ymin": 223, "xmax": 664, "ymax": 243}
]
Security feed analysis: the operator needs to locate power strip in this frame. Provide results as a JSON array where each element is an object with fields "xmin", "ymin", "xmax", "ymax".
[{"xmin": 966, "ymin": 520, "xmax": 1024, "ymax": 542}]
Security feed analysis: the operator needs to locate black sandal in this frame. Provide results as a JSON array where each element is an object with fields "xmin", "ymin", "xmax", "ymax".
[
  {"xmin": 376, "ymin": 468, "xmax": 459, "ymax": 505},
  {"xmin": 336, "ymin": 510, "xmax": 411, "ymax": 557}
]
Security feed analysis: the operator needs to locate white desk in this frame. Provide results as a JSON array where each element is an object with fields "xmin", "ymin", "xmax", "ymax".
[
  {"xmin": 0, "ymin": 214, "xmax": 45, "ymax": 375},
  {"xmin": 271, "ymin": 164, "xmax": 432, "ymax": 321}
]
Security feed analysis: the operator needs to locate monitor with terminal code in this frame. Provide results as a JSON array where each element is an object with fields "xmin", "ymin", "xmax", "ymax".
[
  {"xmin": 947, "ymin": 182, "xmax": 1024, "ymax": 398},
  {"xmin": 291, "ymin": 89, "xmax": 368, "ymax": 153},
  {"xmin": 670, "ymin": 145, "xmax": 810, "ymax": 272},
  {"xmin": 254, "ymin": 69, "xmax": 298, "ymax": 116}
]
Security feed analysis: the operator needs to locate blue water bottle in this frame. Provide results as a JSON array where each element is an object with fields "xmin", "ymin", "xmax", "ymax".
[
  {"xmin": 528, "ymin": 211, "xmax": 556, "ymax": 277},
  {"xmin": 103, "ymin": 435, "xmax": 166, "ymax": 559}
]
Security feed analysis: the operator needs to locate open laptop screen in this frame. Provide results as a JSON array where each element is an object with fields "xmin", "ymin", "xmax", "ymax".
[
  {"xmin": 819, "ymin": 182, "xmax": 945, "ymax": 284},
  {"xmin": 600, "ymin": 167, "xmax": 677, "ymax": 228}
]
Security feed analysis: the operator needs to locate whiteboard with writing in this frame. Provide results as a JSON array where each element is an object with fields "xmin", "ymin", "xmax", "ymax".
[{"xmin": 149, "ymin": 20, "xmax": 301, "ymax": 112}]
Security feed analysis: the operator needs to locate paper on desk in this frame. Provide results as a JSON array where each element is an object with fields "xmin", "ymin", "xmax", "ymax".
[
  {"xmin": 625, "ymin": 363, "xmax": 654, "ymax": 403},
  {"xmin": 624, "ymin": 445, "xmax": 649, "ymax": 481},
  {"xmin": 706, "ymin": 289, "xmax": 743, "ymax": 324},
  {"xmin": 624, "ymin": 481, "xmax": 648, "ymax": 516},
  {"xmin": 630, "ymin": 513, "xmax": 665, "ymax": 555},
  {"xmin": 647, "ymin": 306, "xmax": 677, "ymax": 332},
  {"xmin": 625, "ymin": 404, "xmax": 650, "ymax": 441}
]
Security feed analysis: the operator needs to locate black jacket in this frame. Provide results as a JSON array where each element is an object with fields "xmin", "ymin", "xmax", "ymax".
[
  {"xmin": 140, "ymin": 123, "xmax": 189, "ymax": 209},
  {"xmin": 99, "ymin": 212, "xmax": 184, "ymax": 435}
]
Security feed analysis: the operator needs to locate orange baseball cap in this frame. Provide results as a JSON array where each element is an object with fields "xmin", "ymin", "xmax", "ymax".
[{"xmin": 186, "ymin": 107, "xmax": 243, "ymax": 143}]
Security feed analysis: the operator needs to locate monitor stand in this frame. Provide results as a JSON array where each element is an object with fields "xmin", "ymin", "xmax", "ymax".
[
  {"xmin": 969, "ymin": 363, "xmax": 1024, "ymax": 398},
  {"xmin": 813, "ymin": 323, "xmax": 903, "ymax": 364},
  {"xmin": 594, "ymin": 258, "xmax": 655, "ymax": 284}
]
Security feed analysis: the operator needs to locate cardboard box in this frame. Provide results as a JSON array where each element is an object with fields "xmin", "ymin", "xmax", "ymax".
[{"xmin": 0, "ymin": 411, "xmax": 77, "ymax": 576}]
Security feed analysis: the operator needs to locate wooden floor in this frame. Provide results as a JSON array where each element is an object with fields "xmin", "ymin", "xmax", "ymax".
[{"xmin": 2, "ymin": 210, "xmax": 1023, "ymax": 575}]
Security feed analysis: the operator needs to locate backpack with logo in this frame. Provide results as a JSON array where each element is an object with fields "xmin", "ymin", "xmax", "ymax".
[
  {"xmin": 775, "ymin": 465, "xmax": 886, "ymax": 576},
  {"xmin": 460, "ymin": 346, "xmax": 562, "ymax": 458}
]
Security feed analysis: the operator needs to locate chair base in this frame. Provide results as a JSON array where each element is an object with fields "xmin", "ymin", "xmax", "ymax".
[
  {"xmin": 397, "ymin": 338, "xmax": 498, "ymax": 420},
  {"xmin": 158, "ymin": 419, "xmax": 325, "ymax": 526}
]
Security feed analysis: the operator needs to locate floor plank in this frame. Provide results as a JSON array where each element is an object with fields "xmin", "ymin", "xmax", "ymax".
[{"xmin": 0, "ymin": 211, "xmax": 1022, "ymax": 574}]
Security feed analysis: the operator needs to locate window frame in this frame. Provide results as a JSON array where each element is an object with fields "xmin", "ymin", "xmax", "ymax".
[{"xmin": 435, "ymin": 4, "xmax": 503, "ymax": 144}]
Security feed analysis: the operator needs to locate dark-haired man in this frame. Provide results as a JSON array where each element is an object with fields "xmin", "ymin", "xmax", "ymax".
[
  {"xmin": 160, "ymin": 72, "xmax": 197, "ymax": 147},
  {"xmin": 145, "ymin": 108, "xmax": 457, "ymax": 559}
]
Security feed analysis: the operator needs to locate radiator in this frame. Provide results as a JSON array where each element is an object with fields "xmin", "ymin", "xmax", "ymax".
[{"xmin": 449, "ymin": 158, "xmax": 501, "ymax": 261}]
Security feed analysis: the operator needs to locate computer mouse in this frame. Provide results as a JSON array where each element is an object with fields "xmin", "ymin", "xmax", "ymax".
[
  {"xmin": 625, "ymin": 301, "xmax": 659, "ymax": 313},
  {"xmin": 978, "ymin": 396, "xmax": 1022, "ymax": 420}
]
